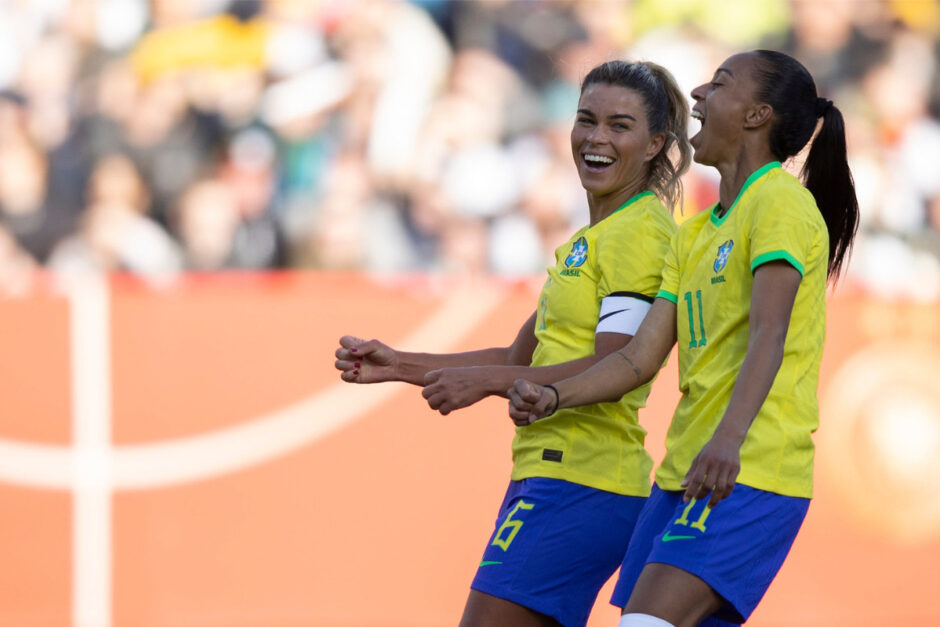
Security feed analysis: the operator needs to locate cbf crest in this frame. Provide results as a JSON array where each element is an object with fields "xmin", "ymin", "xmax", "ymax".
[
  {"xmin": 714, "ymin": 240, "xmax": 734, "ymax": 273},
  {"xmin": 565, "ymin": 237, "xmax": 588, "ymax": 268}
]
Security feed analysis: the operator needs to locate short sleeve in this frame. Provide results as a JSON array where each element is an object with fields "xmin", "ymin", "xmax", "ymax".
[
  {"xmin": 748, "ymin": 191, "xmax": 820, "ymax": 277},
  {"xmin": 595, "ymin": 209, "xmax": 673, "ymax": 304},
  {"xmin": 656, "ymin": 229, "xmax": 680, "ymax": 303}
]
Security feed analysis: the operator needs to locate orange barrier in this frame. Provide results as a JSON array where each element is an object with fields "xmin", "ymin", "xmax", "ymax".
[{"xmin": 0, "ymin": 272, "xmax": 938, "ymax": 626}]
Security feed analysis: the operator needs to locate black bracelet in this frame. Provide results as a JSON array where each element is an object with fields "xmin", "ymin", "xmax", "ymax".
[{"xmin": 544, "ymin": 384, "xmax": 560, "ymax": 417}]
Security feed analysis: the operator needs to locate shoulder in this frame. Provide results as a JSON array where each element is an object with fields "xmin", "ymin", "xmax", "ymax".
[
  {"xmin": 599, "ymin": 193, "xmax": 676, "ymax": 243},
  {"xmin": 754, "ymin": 169, "xmax": 819, "ymax": 217},
  {"xmin": 638, "ymin": 193, "xmax": 679, "ymax": 237},
  {"xmin": 676, "ymin": 207, "xmax": 711, "ymax": 239},
  {"xmin": 745, "ymin": 169, "xmax": 826, "ymax": 233}
]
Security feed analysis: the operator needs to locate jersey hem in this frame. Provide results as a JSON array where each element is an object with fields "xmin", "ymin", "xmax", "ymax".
[
  {"xmin": 511, "ymin": 466, "xmax": 652, "ymax": 498},
  {"xmin": 653, "ymin": 473, "xmax": 813, "ymax": 499},
  {"xmin": 751, "ymin": 250, "xmax": 805, "ymax": 276}
]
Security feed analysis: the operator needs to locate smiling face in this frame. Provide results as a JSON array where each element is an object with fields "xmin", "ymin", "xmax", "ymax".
[
  {"xmin": 689, "ymin": 52, "xmax": 764, "ymax": 166},
  {"xmin": 570, "ymin": 83, "xmax": 664, "ymax": 202}
]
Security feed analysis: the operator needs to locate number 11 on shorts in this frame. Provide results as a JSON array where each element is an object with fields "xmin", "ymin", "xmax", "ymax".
[{"xmin": 675, "ymin": 497, "xmax": 712, "ymax": 532}]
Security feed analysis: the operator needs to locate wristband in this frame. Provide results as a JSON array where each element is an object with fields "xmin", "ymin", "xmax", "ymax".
[{"xmin": 544, "ymin": 384, "xmax": 560, "ymax": 417}]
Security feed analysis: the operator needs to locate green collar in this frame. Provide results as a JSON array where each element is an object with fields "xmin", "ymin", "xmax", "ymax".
[
  {"xmin": 611, "ymin": 190, "xmax": 655, "ymax": 217},
  {"xmin": 710, "ymin": 161, "xmax": 781, "ymax": 226}
]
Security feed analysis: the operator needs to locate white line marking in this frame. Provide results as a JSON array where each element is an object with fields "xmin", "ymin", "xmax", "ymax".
[
  {"xmin": 0, "ymin": 440, "xmax": 71, "ymax": 488},
  {"xmin": 68, "ymin": 276, "xmax": 111, "ymax": 627},
  {"xmin": 0, "ymin": 282, "xmax": 506, "ymax": 491},
  {"xmin": 5, "ymin": 279, "xmax": 507, "ymax": 627}
]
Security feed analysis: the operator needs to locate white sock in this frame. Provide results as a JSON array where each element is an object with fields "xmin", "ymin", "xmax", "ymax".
[{"xmin": 618, "ymin": 613, "xmax": 675, "ymax": 627}]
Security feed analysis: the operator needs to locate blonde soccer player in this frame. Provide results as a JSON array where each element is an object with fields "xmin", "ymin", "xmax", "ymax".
[{"xmin": 335, "ymin": 60, "xmax": 691, "ymax": 627}]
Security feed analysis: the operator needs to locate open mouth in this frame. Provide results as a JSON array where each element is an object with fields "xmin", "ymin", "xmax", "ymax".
[
  {"xmin": 582, "ymin": 153, "xmax": 616, "ymax": 171},
  {"xmin": 690, "ymin": 109, "xmax": 705, "ymax": 145}
]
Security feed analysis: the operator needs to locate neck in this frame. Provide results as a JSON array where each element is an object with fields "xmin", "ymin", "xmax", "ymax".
[
  {"xmin": 586, "ymin": 178, "xmax": 647, "ymax": 226},
  {"xmin": 715, "ymin": 144, "xmax": 777, "ymax": 211}
]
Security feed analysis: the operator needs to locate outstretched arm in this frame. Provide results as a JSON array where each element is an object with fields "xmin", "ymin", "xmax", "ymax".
[
  {"xmin": 421, "ymin": 330, "xmax": 634, "ymax": 415},
  {"xmin": 334, "ymin": 312, "xmax": 539, "ymax": 386},
  {"xmin": 681, "ymin": 261, "xmax": 801, "ymax": 507},
  {"xmin": 508, "ymin": 298, "xmax": 678, "ymax": 423}
]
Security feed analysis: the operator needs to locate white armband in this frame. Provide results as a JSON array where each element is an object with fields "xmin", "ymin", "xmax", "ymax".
[{"xmin": 596, "ymin": 292, "xmax": 653, "ymax": 336}]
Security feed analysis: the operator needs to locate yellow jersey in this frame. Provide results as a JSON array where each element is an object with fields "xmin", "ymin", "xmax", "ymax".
[
  {"xmin": 655, "ymin": 162, "xmax": 828, "ymax": 498},
  {"xmin": 512, "ymin": 191, "xmax": 676, "ymax": 496}
]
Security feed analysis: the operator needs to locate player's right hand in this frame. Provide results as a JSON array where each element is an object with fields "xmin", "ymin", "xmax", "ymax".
[
  {"xmin": 507, "ymin": 379, "xmax": 556, "ymax": 426},
  {"xmin": 334, "ymin": 336, "xmax": 398, "ymax": 383}
]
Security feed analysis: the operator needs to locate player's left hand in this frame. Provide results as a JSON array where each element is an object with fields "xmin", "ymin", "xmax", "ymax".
[
  {"xmin": 421, "ymin": 367, "xmax": 493, "ymax": 415},
  {"xmin": 681, "ymin": 433, "xmax": 742, "ymax": 508}
]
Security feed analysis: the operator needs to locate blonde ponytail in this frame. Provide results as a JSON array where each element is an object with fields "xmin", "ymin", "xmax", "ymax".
[{"xmin": 640, "ymin": 61, "xmax": 692, "ymax": 211}]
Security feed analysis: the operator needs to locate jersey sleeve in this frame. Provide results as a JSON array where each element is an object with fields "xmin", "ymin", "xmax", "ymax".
[
  {"xmin": 595, "ymin": 210, "xmax": 673, "ymax": 305},
  {"xmin": 748, "ymin": 189, "xmax": 821, "ymax": 277},
  {"xmin": 655, "ymin": 228, "xmax": 681, "ymax": 304}
]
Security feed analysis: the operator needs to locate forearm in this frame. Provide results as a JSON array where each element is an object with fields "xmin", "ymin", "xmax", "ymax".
[
  {"xmin": 460, "ymin": 352, "xmax": 615, "ymax": 399},
  {"xmin": 396, "ymin": 347, "xmax": 510, "ymax": 385},
  {"xmin": 550, "ymin": 345, "xmax": 654, "ymax": 409},
  {"xmin": 400, "ymin": 312, "xmax": 537, "ymax": 386},
  {"xmin": 713, "ymin": 328, "xmax": 785, "ymax": 442},
  {"xmin": 550, "ymin": 299, "xmax": 677, "ymax": 410}
]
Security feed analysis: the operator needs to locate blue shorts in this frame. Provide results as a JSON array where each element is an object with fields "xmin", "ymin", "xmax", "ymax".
[
  {"xmin": 471, "ymin": 477, "xmax": 646, "ymax": 627},
  {"xmin": 610, "ymin": 484, "xmax": 810, "ymax": 624}
]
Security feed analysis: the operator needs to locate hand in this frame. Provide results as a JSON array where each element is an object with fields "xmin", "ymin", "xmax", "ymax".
[
  {"xmin": 507, "ymin": 379, "xmax": 556, "ymax": 426},
  {"xmin": 681, "ymin": 432, "xmax": 742, "ymax": 508},
  {"xmin": 421, "ymin": 367, "xmax": 494, "ymax": 415},
  {"xmin": 334, "ymin": 335, "xmax": 399, "ymax": 383}
]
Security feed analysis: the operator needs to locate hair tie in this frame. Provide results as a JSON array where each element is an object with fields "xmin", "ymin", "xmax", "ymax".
[{"xmin": 815, "ymin": 97, "xmax": 833, "ymax": 118}]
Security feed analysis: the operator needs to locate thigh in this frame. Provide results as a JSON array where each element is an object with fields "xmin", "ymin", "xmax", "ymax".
[
  {"xmin": 624, "ymin": 563, "xmax": 723, "ymax": 627},
  {"xmin": 471, "ymin": 478, "xmax": 646, "ymax": 627},
  {"xmin": 610, "ymin": 485, "xmax": 682, "ymax": 608},
  {"xmin": 460, "ymin": 589, "xmax": 560, "ymax": 627},
  {"xmin": 640, "ymin": 485, "xmax": 810, "ymax": 623}
]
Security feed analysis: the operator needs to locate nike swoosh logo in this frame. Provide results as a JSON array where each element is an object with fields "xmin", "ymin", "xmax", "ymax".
[
  {"xmin": 661, "ymin": 531, "xmax": 696, "ymax": 542},
  {"xmin": 598, "ymin": 308, "xmax": 630, "ymax": 323},
  {"xmin": 479, "ymin": 560, "xmax": 502, "ymax": 566}
]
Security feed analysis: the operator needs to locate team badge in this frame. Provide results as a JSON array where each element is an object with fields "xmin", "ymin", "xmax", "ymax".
[
  {"xmin": 565, "ymin": 237, "xmax": 588, "ymax": 268},
  {"xmin": 714, "ymin": 240, "xmax": 733, "ymax": 273}
]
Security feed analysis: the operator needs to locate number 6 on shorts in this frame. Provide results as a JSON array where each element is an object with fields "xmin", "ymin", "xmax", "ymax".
[{"xmin": 490, "ymin": 500, "xmax": 533, "ymax": 551}]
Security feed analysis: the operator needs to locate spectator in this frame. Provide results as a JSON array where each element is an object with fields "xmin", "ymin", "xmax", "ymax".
[{"xmin": 0, "ymin": 0, "xmax": 935, "ymax": 300}]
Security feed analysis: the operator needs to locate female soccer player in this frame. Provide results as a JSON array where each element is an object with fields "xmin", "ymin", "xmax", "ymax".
[
  {"xmin": 509, "ymin": 50, "xmax": 859, "ymax": 627},
  {"xmin": 334, "ymin": 60, "xmax": 690, "ymax": 627}
]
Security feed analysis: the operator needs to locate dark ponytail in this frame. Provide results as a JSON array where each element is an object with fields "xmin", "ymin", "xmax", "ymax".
[
  {"xmin": 752, "ymin": 50, "xmax": 860, "ymax": 280},
  {"xmin": 802, "ymin": 102, "xmax": 858, "ymax": 279}
]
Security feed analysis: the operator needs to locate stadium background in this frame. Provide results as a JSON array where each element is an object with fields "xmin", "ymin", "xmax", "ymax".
[{"xmin": 0, "ymin": 0, "xmax": 938, "ymax": 625}]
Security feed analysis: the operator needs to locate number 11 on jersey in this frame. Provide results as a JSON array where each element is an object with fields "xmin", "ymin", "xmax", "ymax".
[{"xmin": 684, "ymin": 290, "xmax": 707, "ymax": 348}]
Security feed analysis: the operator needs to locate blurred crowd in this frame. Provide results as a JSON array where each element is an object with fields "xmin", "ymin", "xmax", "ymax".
[{"xmin": 0, "ymin": 0, "xmax": 938, "ymax": 299}]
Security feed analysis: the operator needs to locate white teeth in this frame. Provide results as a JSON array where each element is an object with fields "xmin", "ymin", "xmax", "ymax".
[
  {"xmin": 691, "ymin": 111, "xmax": 705, "ymax": 122},
  {"xmin": 584, "ymin": 154, "xmax": 614, "ymax": 164}
]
